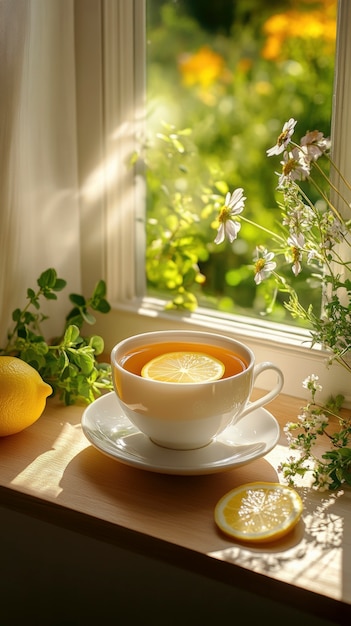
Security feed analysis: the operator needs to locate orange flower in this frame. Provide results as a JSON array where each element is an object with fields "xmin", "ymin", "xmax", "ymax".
[
  {"xmin": 261, "ymin": 2, "xmax": 337, "ymax": 61},
  {"xmin": 178, "ymin": 46, "xmax": 225, "ymax": 88}
]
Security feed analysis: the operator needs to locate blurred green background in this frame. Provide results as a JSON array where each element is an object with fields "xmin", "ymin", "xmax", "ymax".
[{"xmin": 144, "ymin": 0, "xmax": 337, "ymax": 323}]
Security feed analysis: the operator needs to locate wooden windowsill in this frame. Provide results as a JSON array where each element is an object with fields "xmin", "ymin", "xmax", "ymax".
[{"xmin": 0, "ymin": 391, "xmax": 350, "ymax": 624}]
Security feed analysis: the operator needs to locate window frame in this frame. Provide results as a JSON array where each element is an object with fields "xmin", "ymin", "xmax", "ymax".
[{"xmin": 76, "ymin": 0, "xmax": 351, "ymax": 404}]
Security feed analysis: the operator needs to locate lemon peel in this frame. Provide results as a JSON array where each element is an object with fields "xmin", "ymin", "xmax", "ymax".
[
  {"xmin": 0, "ymin": 356, "xmax": 52, "ymax": 436},
  {"xmin": 214, "ymin": 481, "xmax": 303, "ymax": 543}
]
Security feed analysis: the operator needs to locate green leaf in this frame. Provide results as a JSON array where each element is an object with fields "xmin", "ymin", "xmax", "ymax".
[
  {"xmin": 179, "ymin": 165, "xmax": 188, "ymax": 173},
  {"xmin": 214, "ymin": 180, "xmax": 229, "ymax": 195},
  {"xmin": 69, "ymin": 293, "xmax": 86, "ymax": 307},
  {"xmin": 156, "ymin": 133, "xmax": 171, "ymax": 143},
  {"xmin": 44, "ymin": 292, "xmax": 58, "ymax": 301},
  {"xmin": 53, "ymin": 278, "xmax": 66, "ymax": 291},
  {"xmin": 62, "ymin": 362, "xmax": 79, "ymax": 380},
  {"xmin": 12, "ymin": 308, "xmax": 22, "ymax": 322},
  {"xmin": 63, "ymin": 324, "xmax": 81, "ymax": 345},
  {"xmin": 89, "ymin": 335, "xmax": 104, "ymax": 354},
  {"xmin": 71, "ymin": 352, "xmax": 94, "ymax": 376},
  {"xmin": 342, "ymin": 472, "xmax": 351, "ymax": 486},
  {"xmin": 65, "ymin": 312, "xmax": 84, "ymax": 329},
  {"xmin": 95, "ymin": 298, "xmax": 111, "ymax": 314},
  {"xmin": 38, "ymin": 268, "xmax": 57, "ymax": 289},
  {"xmin": 27, "ymin": 288, "xmax": 40, "ymax": 309},
  {"xmin": 336, "ymin": 467, "xmax": 344, "ymax": 482},
  {"xmin": 52, "ymin": 350, "xmax": 69, "ymax": 373},
  {"xmin": 93, "ymin": 280, "xmax": 107, "ymax": 299},
  {"xmin": 27, "ymin": 288, "xmax": 36, "ymax": 300},
  {"xmin": 30, "ymin": 340, "xmax": 49, "ymax": 355},
  {"xmin": 81, "ymin": 310, "xmax": 96, "ymax": 325},
  {"xmin": 172, "ymin": 138, "xmax": 185, "ymax": 153},
  {"xmin": 177, "ymin": 127, "xmax": 192, "ymax": 136}
]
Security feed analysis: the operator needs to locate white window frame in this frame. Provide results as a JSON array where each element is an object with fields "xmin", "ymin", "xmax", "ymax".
[{"xmin": 75, "ymin": 0, "xmax": 351, "ymax": 404}]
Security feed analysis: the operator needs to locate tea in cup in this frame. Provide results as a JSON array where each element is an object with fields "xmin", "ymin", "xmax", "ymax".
[{"xmin": 111, "ymin": 330, "xmax": 284, "ymax": 450}]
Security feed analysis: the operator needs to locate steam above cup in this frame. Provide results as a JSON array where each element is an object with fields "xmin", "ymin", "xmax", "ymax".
[{"xmin": 111, "ymin": 330, "xmax": 284, "ymax": 450}]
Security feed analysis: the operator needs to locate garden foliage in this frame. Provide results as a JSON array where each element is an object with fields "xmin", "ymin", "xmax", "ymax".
[{"xmin": 144, "ymin": 0, "xmax": 336, "ymax": 321}]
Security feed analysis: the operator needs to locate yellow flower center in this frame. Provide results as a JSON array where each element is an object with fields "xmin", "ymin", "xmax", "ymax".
[
  {"xmin": 255, "ymin": 258, "xmax": 266, "ymax": 273},
  {"xmin": 277, "ymin": 129, "xmax": 289, "ymax": 147},
  {"xmin": 291, "ymin": 246, "xmax": 300, "ymax": 262},
  {"xmin": 282, "ymin": 158, "xmax": 297, "ymax": 176},
  {"xmin": 218, "ymin": 205, "xmax": 230, "ymax": 223}
]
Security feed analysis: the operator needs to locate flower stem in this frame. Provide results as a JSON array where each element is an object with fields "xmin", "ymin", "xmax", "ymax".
[
  {"xmin": 240, "ymin": 215, "xmax": 286, "ymax": 244},
  {"xmin": 311, "ymin": 160, "xmax": 349, "ymax": 220}
]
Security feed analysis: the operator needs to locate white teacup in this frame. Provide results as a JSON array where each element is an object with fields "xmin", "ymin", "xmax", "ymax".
[{"xmin": 111, "ymin": 330, "xmax": 284, "ymax": 450}]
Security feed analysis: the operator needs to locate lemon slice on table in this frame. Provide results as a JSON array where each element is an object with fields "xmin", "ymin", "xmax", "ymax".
[
  {"xmin": 141, "ymin": 351, "xmax": 225, "ymax": 383},
  {"xmin": 214, "ymin": 482, "xmax": 303, "ymax": 543}
]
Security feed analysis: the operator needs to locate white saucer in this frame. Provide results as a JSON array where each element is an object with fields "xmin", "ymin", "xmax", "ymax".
[{"xmin": 81, "ymin": 393, "xmax": 280, "ymax": 476}]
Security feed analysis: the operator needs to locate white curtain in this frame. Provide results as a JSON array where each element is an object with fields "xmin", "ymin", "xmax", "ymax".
[{"xmin": 0, "ymin": 0, "xmax": 81, "ymax": 347}]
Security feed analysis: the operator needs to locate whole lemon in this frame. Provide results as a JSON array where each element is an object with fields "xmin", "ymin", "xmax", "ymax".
[{"xmin": 0, "ymin": 356, "xmax": 52, "ymax": 436}]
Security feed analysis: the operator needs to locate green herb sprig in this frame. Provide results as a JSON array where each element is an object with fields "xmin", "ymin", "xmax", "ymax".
[
  {"xmin": 0, "ymin": 268, "xmax": 113, "ymax": 405},
  {"xmin": 279, "ymin": 376, "xmax": 351, "ymax": 491},
  {"xmin": 210, "ymin": 118, "xmax": 351, "ymax": 491}
]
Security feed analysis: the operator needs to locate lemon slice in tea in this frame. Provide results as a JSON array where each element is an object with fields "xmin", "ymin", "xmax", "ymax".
[
  {"xmin": 214, "ymin": 482, "xmax": 303, "ymax": 543},
  {"xmin": 141, "ymin": 351, "xmax": 225, "ymax": 383}
]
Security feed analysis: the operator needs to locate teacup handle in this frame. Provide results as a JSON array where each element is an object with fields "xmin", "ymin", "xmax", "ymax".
[{"xmin": 238, "ymin": 362, "xmax": 284, "ymax": 420}]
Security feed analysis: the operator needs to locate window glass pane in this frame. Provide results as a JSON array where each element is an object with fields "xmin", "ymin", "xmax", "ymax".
[{"xmin": 144, "ymin": 0, "xmax": 337, "ymax": 324}]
